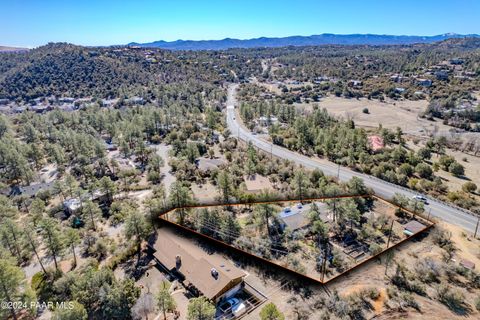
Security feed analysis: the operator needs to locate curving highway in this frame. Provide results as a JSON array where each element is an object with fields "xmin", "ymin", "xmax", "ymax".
[{"xmin": 225, "ymin": 84, "xmax": 478, "ymax": 233}]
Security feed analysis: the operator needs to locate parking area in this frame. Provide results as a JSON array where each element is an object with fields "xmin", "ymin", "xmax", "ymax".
[{"xmin": 215, "ymin": 285, "xmax": 264, "ymax": 319}]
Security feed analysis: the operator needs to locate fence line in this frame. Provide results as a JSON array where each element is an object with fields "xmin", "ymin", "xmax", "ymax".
[{"xmin": 157, "ymin": 194, "xmax": 435, "ymax": 285}]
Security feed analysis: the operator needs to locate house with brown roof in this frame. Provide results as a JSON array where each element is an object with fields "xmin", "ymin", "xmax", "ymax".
[{"xmin": 153, "ymin": 230, "xmax": 246, "ymax": 302}]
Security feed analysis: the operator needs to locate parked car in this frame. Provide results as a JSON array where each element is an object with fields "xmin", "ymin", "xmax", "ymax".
[
  {"xmin": 284, "ymin": 207, "xmax": 291, "ymax": 213},
  {"xmin": 296, "ymin": 203, "xmax": 303, "ymax": 209},
  {"xmin": 232, "ymin": 301, "xmax": 247, "ymax": 318}
]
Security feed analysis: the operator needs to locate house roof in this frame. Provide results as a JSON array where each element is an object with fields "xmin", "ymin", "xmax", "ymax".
[
  {"xmin": 196, "ymin": 157, "xmax": 225, "ymax": 172},
  {"xmin": 460, "ymin": 259, "xmax": 475, "ymax": 270},
  {"xmin": 403, "ymin": 220, "xmax": 426, "ymax": 234},
  {"xmin": 4, "ymin": 182, "xmax": 54, "ymax": 197},
  {"xmin": 368, "ymin": 135, "xmax": 384, "ymax": 152},
  {"xmin": 153, "ymin": 230, "xmax": 245, "ymax": 300},
  {"xmin": 63, "ymin": 198, "xmax": 82, "ymax": 211},
  {"xmin": 281, "ymin": 212, "xmax": 309, "ymax": 231}
]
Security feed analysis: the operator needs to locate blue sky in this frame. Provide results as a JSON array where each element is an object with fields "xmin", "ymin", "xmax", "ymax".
[{"xmin": 1, "ymin": 0, "xmax": 479, "ymax": 47}]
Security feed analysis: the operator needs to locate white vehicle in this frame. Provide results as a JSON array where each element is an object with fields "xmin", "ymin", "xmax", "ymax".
[
  {"xmin": 284, "ymin": 207, "xmax": 291, "ymax": 213},
  {"xmin": 296, "ymin": 203, "xmax": 303, "ymax": 209},
  {"xmin": 412, "ymin": 195, "xmax": 428, "ymax": 203},
  {"xmin": 232, "ymin": 302, "xmax": 247, "ymax": 318}
]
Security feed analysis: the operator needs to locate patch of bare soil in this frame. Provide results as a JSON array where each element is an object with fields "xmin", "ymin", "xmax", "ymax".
[
  {"xmin": 432, "ymin": 151, "xmax": 480, "ymax": 195},
  {"xmin": 192, "ymin": 182, "xmax": 219, "ymax": 203},
  {"xmin": 443, "ymin": 221, "xmax": 480, "ymax": 269},
  {"xmin": 301, "ymin": 96, "xmax": 429, "ymax": 132}
]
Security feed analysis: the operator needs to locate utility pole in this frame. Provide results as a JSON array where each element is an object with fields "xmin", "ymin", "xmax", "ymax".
[
  {"xmin": 321, "ymin": 246, "xmax": 328, "ymax": 282},
  {"xmin": 474, "ymin": 216, "xmax": 480, "ymax": 239},
  {"xmin": 386, "ymin": 218, "xmax": 395, "ymax": 249}
]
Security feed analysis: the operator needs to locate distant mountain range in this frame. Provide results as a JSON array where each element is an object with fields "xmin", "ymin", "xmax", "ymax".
[
  {"xmin": 0, "ymin": 46, "xmax": 29, "ymax": 52},
  {"xmin": 128, "ymin": 33, "xmax": 480, "ymax": 50}
]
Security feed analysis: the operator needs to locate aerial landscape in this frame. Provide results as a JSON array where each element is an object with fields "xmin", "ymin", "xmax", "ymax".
[{"xmin": 1, "ymin": 1, "xmax": 480, "ymax": 319}]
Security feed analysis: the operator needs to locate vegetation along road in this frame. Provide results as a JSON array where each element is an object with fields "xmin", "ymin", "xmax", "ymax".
[{"xmin": 226, "ymin": 84, "xmax": 478, "ymax": 234}]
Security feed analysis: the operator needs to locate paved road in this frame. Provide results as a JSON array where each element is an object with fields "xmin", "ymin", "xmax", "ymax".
[{"xmin": 225, "ymin": 84, "xmax": 478, "ymax": 234}]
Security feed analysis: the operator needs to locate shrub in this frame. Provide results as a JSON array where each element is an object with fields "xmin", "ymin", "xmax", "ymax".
[
  {"xmin": 369, "ymin": 243, "xmax": 382, "ymax": 255},
  {"xmin": 462, "ymin": 181, "xmax": 477, "ymax": 193},
  {"xmin": 362, "ymin": 108, "xmax": 369, "ymax": 114},
  {"xmin": 414, "ymin": 258, "xmax": 440, "ymax": 283},
  {"xmin": 397, "ymin": 163, "xmax": 413, "ymax": 176},
  {"xmin": 391, "ymin": 264, "xmax": 426, "ymax": 295},
  {"xmin": 438, "ymin": 155, "xmax": 455, "ymax": 170},
  {"xmin": 415, "ymin": 163, "xmax": 433, "ymax": 179},
  {"xmin": 436, "ymin": 284, "xmax": 465, "ymax": 310},
  {"xmin": 331, "ymin": 249, "xmax": 348, "ymax": 272},
  {"xmin": 362, "ymin": 287, "xmax": 380, "ymax": 300},
  {"xmin": 475, "ymin": 296, "xmax": 480, "ymax": 311},
  {"xmin": 147, "ymin": 171, "xmax": 161, "ymax": 184},
  {"xmin": 431, "ymin": 228, "xmax": 452, "ymax": 247},
  {"xmin": 398, "ymin": 292, "xmax": 420, "ymax": 311},
  {"xmin": 417, "ymin": 147, "xmax": 431, "ymax": 160},
  {"xmin": 260, "ymin": 303, "xmax": 285, "ymax": 320},
  {"xmin": 409, "ymin": 280, "xmax": 426, "ymax": 295},
  {"xmin": 31, "ymin": 271, "xmax": 56, "ymax": 302},
  {"xmin": 448, "ymin": 161, "xmax": 465, "ymax": 177},
  {"xmin": 105, "ymin": 243, "xmax": 137, "ymax": 270},
  {"xmin": 466, "ymin": 270, "xmax": 480, "ymax": 289}
]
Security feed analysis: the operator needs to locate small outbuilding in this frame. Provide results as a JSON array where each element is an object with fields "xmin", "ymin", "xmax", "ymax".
[
  {"xmin": 403, "ymin": 220, "xmax": 426, "ymax": 236},
  {"xmin": 459, "ymin": 259, "xmax": 475, "ymax": 271},
  {"xmin": 368, "ymin": 135, "xmax": 384, "ymax": 153},
  {"xmin": 63, "ymin": 198, "xmax": 82, "ymax": 215}
]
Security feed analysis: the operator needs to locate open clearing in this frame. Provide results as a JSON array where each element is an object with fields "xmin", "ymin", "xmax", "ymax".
[
  {"xmin": 299, "ymin": 97, "xmax": 433, "ymax": 133},
  {"xmin": 295, "ymin": 96, "xmax": 480, "ymax": 142}
]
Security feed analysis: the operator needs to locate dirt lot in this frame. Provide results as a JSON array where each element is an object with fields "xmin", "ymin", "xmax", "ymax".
[
  {"xmin": 433, "ymin": 151, "xmax": 480, "ymax": 194},
  {"xmin": 294, "ymin": 95, "xmax": 480, "ymax": 140},
  {"xmin": 406, "ymin": 140, "xmax": 480, "ymax": 200},
  {"xmin": 191, "ymin": 182, "xmax": 219, "ymax": 203},
  {"xmin": 299, "ymin": 96, "xmax": 430, "ymax": 132},
  {"xmin": 327, "ymin": 219, "xmax": 480, "ymax": 320}
]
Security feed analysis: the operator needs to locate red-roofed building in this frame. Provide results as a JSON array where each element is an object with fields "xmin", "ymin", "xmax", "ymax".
[{"xmin": 368, "ymin": 135, "xmax": 384, "ymax": 153}]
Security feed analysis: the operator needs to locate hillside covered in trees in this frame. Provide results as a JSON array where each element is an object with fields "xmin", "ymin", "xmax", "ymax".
[{"xmin": 0, "ymin": 43, "xmax": 261, "ymax": 101}]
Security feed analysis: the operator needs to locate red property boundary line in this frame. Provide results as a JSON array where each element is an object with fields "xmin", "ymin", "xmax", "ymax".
[{"xmin": 157, "ymin": 194, "xmax": 435, "ymax": 285}]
